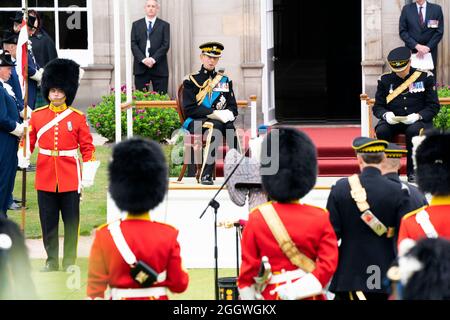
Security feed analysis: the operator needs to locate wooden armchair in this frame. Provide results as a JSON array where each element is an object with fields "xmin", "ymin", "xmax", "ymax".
[{"xmin": 361, "ymin": 94, "xmax": 449, "ymax": 144}]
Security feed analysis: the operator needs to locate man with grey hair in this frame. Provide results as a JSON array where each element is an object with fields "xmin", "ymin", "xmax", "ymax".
[{"xmin": 131, "ymin": 0, "xmax": 170, "ymax": 93}]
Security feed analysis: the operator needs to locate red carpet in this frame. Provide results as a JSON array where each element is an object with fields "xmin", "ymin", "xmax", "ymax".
[{"xmin": 215, "ymin": 126, "xmax": 406, "ymax": 177}]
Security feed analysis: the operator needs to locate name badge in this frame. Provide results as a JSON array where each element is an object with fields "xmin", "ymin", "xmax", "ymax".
[
  {"xmin": 67, "ymin": 121, "xmax": 73, "ymax": 132},
  {"xmin": 428, "ymin": 20, "xmax": 439, "ymax": 28},
  {"xmin": 213, "ymin": 82, "xmax": 230, "ymax": 93},
  {"xmin": 409, "ymin": 81, "xmax": 425, "ymax": 93}
]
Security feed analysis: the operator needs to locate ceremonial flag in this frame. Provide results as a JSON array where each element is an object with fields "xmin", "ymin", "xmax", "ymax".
[{"xmin": 16, "ymin": 18, "xmax": 28, "ymax": 98}]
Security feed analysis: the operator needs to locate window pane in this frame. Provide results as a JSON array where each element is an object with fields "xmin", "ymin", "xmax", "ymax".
[
  {"xmin": 0, "ymin": 0, "xmax": 21, "ymax": 7},
  {"xmin": 59, "ymin": 10, "xmax": 87, "ymax": 49},
  {"xmin": 0, "ymin": 12, "xmax": 17, "ymax": 33},
  {"xmin": 36, "ymin": 11, "xmax": 56, "ymax": 42},
  {"xmin": 29, "ymin": 0, "xmax": 55, "ymax": 7},
  {"xmin": 58, "ymin": 0, "xmax": 86, "ymax": 7}
]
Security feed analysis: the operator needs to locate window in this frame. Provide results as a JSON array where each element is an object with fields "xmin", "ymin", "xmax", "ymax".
[{"xmin": 0, "ymin": 0, "xmax": 93, "ymax": 66}]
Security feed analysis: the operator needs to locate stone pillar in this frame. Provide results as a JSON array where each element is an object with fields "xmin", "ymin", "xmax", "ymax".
[
  {"xmin": 160, "ymin": 0, "xmax": 193, "ymax": 98},
  {"xmin": 241, "ymin": 0, "xmax": 264, "ymax": 130},
  {"xmin": 434, "ymin": 0, "xmax": 449, "ymax": 86},
  {"xmin": 362, "ymin": 0, "xmax": 384, "ymax": 97}
]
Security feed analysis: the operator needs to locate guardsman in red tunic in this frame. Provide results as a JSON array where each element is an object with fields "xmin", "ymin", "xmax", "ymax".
[
  {"xmin": 87, "ymin": 138, "xmax": 189, "ymax": 300},
  {"xmin": 398, "ymin": 132, "xmax": 450, "ymax": 248},
  {"xmin": 238, "ymin": 128, "xmax": 339, "ymax": 300},
  {"xmin": 25, "ymin": 59, "xmax": 98, "ymax": 272}
]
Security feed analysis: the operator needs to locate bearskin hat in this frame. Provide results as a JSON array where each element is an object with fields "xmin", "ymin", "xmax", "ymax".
[
  {"xmin": 41, "ymin": 58, "xmax": 80, "ymax": 106},
  {"xmin": 402, "ymin": 238, "xmax": 450, "ymax": 300},
  {"xmin": 109, "ymin": 138, "xmax": 168, "ymax": 214},
  {"xmin": 416, "ymin": 131, "xmax": 450, "ymax": 196},
  {"xmin": 261, "ymin": 128, "xmax": 317, "ymax": 203}
]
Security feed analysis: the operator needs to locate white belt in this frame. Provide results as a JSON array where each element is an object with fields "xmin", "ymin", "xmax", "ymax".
[
  {"xmin": 39, "ymin": 148, "xmax": 82, "ymax": 194},
  {"xmin": 39, "ymin": 148, "xmax": 78, "ymax": 157},
  {"xmin": 110, "ymin": 287, "xmax": 168, "ymax": 300},
  {"xmin": 269, "ymin": 269, "xmax": 306, "ymax": 285}
]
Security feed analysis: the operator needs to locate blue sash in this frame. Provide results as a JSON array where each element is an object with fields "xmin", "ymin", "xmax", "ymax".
[{"xmin": 183, "ymin": 76, "xmax": 228, "ymax": 130}]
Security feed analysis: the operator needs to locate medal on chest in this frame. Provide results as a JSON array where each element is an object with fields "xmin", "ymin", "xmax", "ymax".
[
  {"xmin": 409, "ymin": 81, "xmax": 425, "ymax": 93},
  {"xmin": 67, "ymin": 121, "xmax": 73, "ymax": 132}
]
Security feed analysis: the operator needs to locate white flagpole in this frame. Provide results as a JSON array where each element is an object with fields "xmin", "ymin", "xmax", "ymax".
[
  {"xmin": 113, "ymin": 0, "xmax": 122, "ymax": 143},
  {"xmin": 124, "ymin": 0, "xmax": 133, "ymax": 139}
]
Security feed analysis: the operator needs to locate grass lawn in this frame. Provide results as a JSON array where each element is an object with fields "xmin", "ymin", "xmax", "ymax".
[
  {"xmin": 9, "ymin": 144, "xmax": 178, "ymax": 239},
  {"xmin": 10, "ymin": 146, "xmax": 112, "ymax": 239},
  {"xmin": 31, "ymin": 258, "xmax": 236, "ymax": 300}
]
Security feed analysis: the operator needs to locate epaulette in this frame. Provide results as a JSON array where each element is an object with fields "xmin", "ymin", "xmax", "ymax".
[
  {"xmin": 33, "ymin": 105, "xmax": 49, "ymax": 113},
  {"xmin": 69, "ymin": 107, "xmax": 84, "ymax": 115},
  {"xmin": 250, "ymin": 201, "xmax": 274, "ymax": 215},
  {"xmin": 303, "ymin": 203, "xmax": 328, "ymax": 213},
  {"xmin": 402, "ymin": 205, "xmax": 428, "ymax": 221},
  {"xmin": 378, "ymin": 71, "xmax": 392, "ymax": 81},
  {"xmin": 153, "ymin": 220, "xmax": 178, "ymax": 231},
  {"xmin": 183, "ymin": 71, "xmax": 199, "ymax": 82}
]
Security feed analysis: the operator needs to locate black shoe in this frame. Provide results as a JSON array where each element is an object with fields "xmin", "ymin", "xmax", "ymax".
[
  {"xmin": 201, "ymin": 174, "xmax": 214, "ymax": 185},
  {"xmin": 8, "ymin": 202, "xmax": 21, "ymax": 211},
  {"xmin": 407, "ymin": 174, "xmax": 417, "ymax": 184},
  {"xmin": 40, "ymin": 262, "xmax": 59, "ymax": 272}
]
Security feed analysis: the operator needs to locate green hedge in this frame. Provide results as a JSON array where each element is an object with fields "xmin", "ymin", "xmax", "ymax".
[
  {"xmin": 87, "ymin": 89, "xmax": 180, "ymax": 142},
  {"xmin": 434, "ymin": 85, "xmax": 450, "ymax": 131}
]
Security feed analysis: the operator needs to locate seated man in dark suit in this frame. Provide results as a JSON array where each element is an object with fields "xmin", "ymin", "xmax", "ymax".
[
  {"xmin": 131, "ymin": 0, "xmax": 170, "ymax": 93},
  {"xmin": 182, "ymin": 42, "xmax": 240, "ymax": 185},
  {"xmin": 373, "ymin": 47, "xmax": 440, "ymax": 183}
]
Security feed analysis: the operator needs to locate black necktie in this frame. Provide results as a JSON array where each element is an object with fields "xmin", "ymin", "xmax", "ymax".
[
  {"xmin": 148, "ymin": 21, "xmax": 153, "ymax": 35},
  {"xmin": 419, "ymin": 7, "xmax": 424, "ymax": 27}
]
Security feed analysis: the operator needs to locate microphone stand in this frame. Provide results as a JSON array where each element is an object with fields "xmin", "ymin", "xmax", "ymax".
[{"xmin": 199, "ymin": 147, "xmax": 250, "ymax": 300}]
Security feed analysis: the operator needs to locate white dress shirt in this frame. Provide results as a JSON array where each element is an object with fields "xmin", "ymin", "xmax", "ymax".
[
  {"xmin": 416, "ymin": 1, "xmax": 427, "ymax": 24},
  {"xmin": 144, "ymin": 16, "xmax": 157, "ymax": 63}
]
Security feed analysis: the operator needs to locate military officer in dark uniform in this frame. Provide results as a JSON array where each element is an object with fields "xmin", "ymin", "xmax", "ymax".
[
  {"xmin": 326, "ymin": 138, "xmax": 411, "ymax": 300},
  {"xmin": 382, "ymin": 143, "xmax": 428, "ymax": 213},
  {"xmin": 182, "ymin": 42, "xmax": 239, "ymax": 185},
  {"xmin": 0, "ymin": 50, "xmax": 25, "ymax": 218},
  {"xmin": 373, "ymin": 46, "xmax": 440, "ymax": 183}
]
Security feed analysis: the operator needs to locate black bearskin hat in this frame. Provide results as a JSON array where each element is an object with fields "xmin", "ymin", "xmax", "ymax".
[
  {"xmin": 402, "ymin": 238, "xmax": 450, "ymax": 300},
  {"xmin": 41, "ymin": 58, "xmax": 80, "ymax": 106},
  {"xmin": 261, "ymin": 128, "xmax": 317, "ymax": 203},
  {"xmin": 109, "ymin": 138, "xmax": 168, "ymax": 214},
  {"xmin": 416, "ymin": 132, "xmax": 450, "ymax": 196}
]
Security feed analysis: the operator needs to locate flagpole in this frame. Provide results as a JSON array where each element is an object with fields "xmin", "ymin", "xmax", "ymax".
[{"xmin": 21, "ymin": 0, "xmax": 29, "ymax": 233}]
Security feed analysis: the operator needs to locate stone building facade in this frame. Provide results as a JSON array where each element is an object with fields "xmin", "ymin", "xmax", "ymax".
[{"xmin": 1, "ymin": 0, "xmax": 448, "ymax": 126}]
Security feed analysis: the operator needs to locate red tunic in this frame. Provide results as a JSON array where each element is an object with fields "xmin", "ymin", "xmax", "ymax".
[
  {"xmin": 398, "ymin": 196, "xmax": 450, "ymax": 246},
  {"xmin": 238, "ymin": 202, "xmax": 339, "ymax": 300},
  {"xmin": 28, "ymin": 104, "xmax": 95, "ymax": 192},
  {"xmin": 87, "ymin": 215, "xmax": 189, "ymax": 300}
]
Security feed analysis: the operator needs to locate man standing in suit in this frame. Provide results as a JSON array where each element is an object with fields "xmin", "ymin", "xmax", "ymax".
[
  {"xmin": 399, "ymin": 0, "xmax": 444, "ymax": 75},
  {"xmin": 131, "ymin": 0, "xmax": 170, "ymax": 94}
]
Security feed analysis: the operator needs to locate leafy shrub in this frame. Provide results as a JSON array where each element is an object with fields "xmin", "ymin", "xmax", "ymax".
[
  {"xmin": 87, "ymin": 89, "xmax": 180, "ymax": 142},
  {"xmin": 433, "ymin": 85, "xmax": 450, "ymax": 130}
]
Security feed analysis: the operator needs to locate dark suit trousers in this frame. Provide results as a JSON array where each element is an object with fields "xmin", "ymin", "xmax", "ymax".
[
  {"xmin": 135, "ymin": 71, "xmax": 168, "ymax": 94},
  {"xmin": 37, "ymin": 190, "xmax": 80, "ymax": 267}
]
